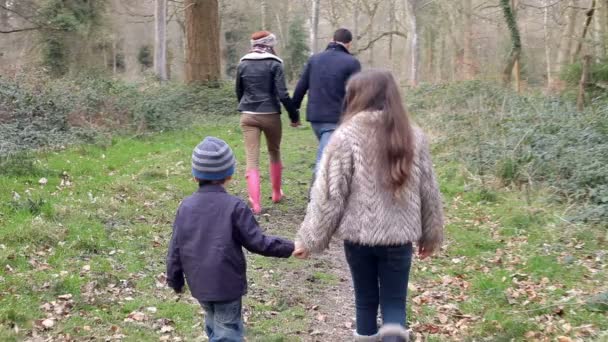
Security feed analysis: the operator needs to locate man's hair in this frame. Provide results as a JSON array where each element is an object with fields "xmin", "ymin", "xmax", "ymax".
[{"xmin": 333, "ymin": 28, "xmax": 353, "ymax": 44}]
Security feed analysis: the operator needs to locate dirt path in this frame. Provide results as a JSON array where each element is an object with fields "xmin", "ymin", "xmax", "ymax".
[
  {"xmin": 264, "ymin": 206, "xmax": 356, "ymax": 341},
  {"xmin": 302, "ymin": 242, "xmax": 355, "ymax": 341}
]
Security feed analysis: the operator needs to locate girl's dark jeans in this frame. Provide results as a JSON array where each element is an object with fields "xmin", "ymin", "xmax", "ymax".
[{"xmin": 344, "ymin": 241, "xmax": 413, "ymax": 336}]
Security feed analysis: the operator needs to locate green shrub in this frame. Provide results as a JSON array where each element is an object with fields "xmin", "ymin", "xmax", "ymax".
[
  {"xmin": 410, "ymin": 81, "xmax": 608, "ymax": 222},
  {"xmin": 0, "ymin": 74, "xmax": 236, "ymax": 156},
  {"xmin": 561, "ymin": 61, "xmax": 608, "ymax": 83}
]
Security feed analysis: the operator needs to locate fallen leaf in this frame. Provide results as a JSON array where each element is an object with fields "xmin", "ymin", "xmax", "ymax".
[
  {"xmin": 160, "ymin": 325, "xmax": 174, "ymax": 333},
  {"xmin": 57, "ymin": 294, "xmax": 73, "ymax": 300},
  {"xmin": 41, "ymin": 318, "xmax": 54, "ymax": 329},
  {"xmin": 125, "ymin": 311, "xmax": 147, "ymax": 322}
]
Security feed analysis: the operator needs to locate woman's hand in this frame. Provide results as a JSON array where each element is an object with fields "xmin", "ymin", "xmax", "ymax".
[
  {"xmin": 292, "ymin": 241, "xmax": 310, "ymax": 259},
  {"xmin": 418, "ymin": 245, "xmax": 433, "ymax": 259}
]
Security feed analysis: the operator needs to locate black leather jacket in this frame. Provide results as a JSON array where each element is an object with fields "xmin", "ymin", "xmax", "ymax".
[{"xmin": 236, "ymin": 54, "xmax": 299, "ymax": 123}]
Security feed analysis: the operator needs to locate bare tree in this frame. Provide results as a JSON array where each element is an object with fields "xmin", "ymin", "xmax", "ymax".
[
  {"xmin": 500, "ymin": 0, "xmax": 522, "ymax": 89},
  {"xmin": 184, "ymin": 0, "xmax": 221, "ymax": 84},
  {"xmin": 462, "ymin": 0, "xmax": 475, "ymax": 80},
  {"xmin": 592, "ymin": 0, "xmax": 605, "ymax": 61},
  {"xmin": 554, "ymin": 0, "xmax": 577, "ymax": 84},
  {"xmin": 0, "ymin": 0, "xmax": 9, "ymax": 29},
  {"xmin": 404, "ymin": 0, "xmax": 419, "ymax": 86},
  {"xmin": 261, "ymin": 0, "xmax": 269, "ymax": 30},
  {"xmin": 310, "ymin": 0, "xmax": 320, "ymax": 53},
  {"xmin": 154, "ymin": 0, "xmax": 168, "ymax": 81},
  {"xmin": 544, "ymin": 0, "xmax": 553, "ymax": 88},
  {"xmin": 573, "ymin": 0, "xmax": 596, "ymax": 59},
  {"xmin": 352, "ymin": 0, "xmax": 360, "ymax": 51},
  {"xmin": 361, "ymin": 0, "xmax": 381, "ymax": 66},
  {"xmin": 388, "ymin": 0, "xmax": 396, "ymax": 64}
]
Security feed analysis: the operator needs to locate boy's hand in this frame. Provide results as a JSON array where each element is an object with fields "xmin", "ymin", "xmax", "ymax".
[{"xmin": 293, "ymin": 241, "xmax": 310, "ymax": 259}]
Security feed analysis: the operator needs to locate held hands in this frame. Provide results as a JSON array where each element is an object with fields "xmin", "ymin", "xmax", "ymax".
[{"xmin": 292, "ymin": 241, "xmax": 310, "ymax": 259}]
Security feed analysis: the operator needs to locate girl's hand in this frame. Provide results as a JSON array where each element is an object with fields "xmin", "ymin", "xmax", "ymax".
[
  {"xmin": 292, "ymin": 241, "xmax": 310, "ymax": 259},
  {"xmin": 418, "ymin": 245, "xmax": 433, "ymax": 259}
]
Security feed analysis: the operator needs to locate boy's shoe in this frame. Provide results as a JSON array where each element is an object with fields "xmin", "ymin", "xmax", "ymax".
[
  {"xmin": 246, "ymin": 169, "xmax": 262, "ymax": 214},
  {"xmin": 378, "ymin": 324, "xmax": 411, "ymax": 342},
  {"xmin": 269, "ymin": 162, "xmax": 284, "ymax": 203}
]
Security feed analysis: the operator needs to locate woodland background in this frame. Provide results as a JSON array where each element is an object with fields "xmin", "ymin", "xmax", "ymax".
[{"xmin": 0, "ymin": 0, "xmax": 607, "ymax": 341}]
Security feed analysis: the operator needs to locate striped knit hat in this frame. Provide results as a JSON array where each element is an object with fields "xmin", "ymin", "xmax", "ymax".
[{"xmin": 191, "ymin": 137, "xmax": 236, "ymax": 181}]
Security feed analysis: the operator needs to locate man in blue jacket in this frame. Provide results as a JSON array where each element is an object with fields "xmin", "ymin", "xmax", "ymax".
[{"xmin": 292, "ymin": 28, "xmax": 361, "ymax": 177}]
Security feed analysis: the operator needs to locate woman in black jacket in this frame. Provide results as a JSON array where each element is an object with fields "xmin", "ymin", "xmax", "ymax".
[{"xmin": 236, "ymin": 31, "xmax": 300, "ymax": 214}]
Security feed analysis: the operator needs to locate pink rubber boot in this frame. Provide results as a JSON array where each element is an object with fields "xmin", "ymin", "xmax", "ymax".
[
  {"xmin": 269, "ymin": 162, "xmax": 284, "ymax": 203},
  {"xmin": 246, "ymin": 169, "xmax": 262, "ymax": 214}
]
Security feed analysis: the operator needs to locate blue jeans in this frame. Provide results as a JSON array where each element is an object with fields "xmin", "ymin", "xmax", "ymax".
[
  {"xmin": 200, "ymin": 298, "xmax": 244, "ymax": 342},
  {"xmin": 344, "ymin": 241, "xmax": 413, "ymax": 337},
  {"xmin": 311, "ymin": 122, "xmax": 338, "ymax": 176}
]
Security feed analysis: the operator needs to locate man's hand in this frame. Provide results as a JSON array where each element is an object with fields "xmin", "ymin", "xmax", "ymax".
[{"xmin": 292, "ymin": 241, "xmax": 310, "ymax": 259}]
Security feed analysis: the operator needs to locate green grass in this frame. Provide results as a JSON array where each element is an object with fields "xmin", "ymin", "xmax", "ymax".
[{"xmin": 0, "ymin": 114, "xmax": 606, "ymax": 341}]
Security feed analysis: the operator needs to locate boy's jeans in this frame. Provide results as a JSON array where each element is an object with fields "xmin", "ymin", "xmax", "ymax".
[
  {"xmin": 200, "ymin": 298, "xmax": 244, "ymax": 342},
  {"xmin": 344, "ymin": 241, "xmax": 413, "ymax": 338},
  {"xmin": 311, "ymin": 122, "xmax": 338, "ymax": 176}
]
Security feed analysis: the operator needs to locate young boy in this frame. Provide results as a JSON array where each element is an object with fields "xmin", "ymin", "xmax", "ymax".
[{"xmin": 166, "ymin": 136, "xmax": 294, "ymax": 341}]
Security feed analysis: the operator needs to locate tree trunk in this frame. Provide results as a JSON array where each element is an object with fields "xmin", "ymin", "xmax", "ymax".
[
  {"xmin": 593, "ymin": 0, "xmax": 604, "ymax": 61},
  {"xmin": 544, "ymin": 0, "xmax": 552, "ymax": 88},
  {"xmin": 368, "ymin": 18, "xmax": 375, "ymax": 66},
  {"xmin": 261, "ymin": 0, "xmax": 269, "ymax": 30},
  {"xmin": 310, "ymin": 0, "xmax": 320, "ymax": 53},
  {"xmin": 573, "ymin": 0, "xmax": 596, "ymax": 59},
  {"xmin": 112, "ymin": 38, "xmax": 117, "ymax": 75},
  {"xmin": 0, "ymin": 0, "xmax": 8, "ymax": 29},
  {"xmin": 405, "ymin": 0, "xmax": 419, "ymax": 87},
  {"xmin": 352, "ymin": 0, "xmax": 359, "ymax": 52},
  {"xmin": 462, "ymin": 0, "xmax": 475, "ymax": 80},
  {"xmin": 154, "ymin": 0, "xmax": 168, "ymax": 81},
  {"xmin": 436, "ymin": 33, "xmax": 445, "ymax": 82},
  {"xmin": 605, "ymin": 0, "xmax": 608, "ymax": 57},
  {"xmin": 511, "ymin": 0, "xmax": 521, "ymax": 93},
  {"xmin": 184, "ymin": 0, "xmax": 221, "ymax": 85},
  {"xmin": 574, "ymin": 0, "xmax": 596, "ymax": 58},
  {"xmin": 388, "ymin": 0, "xmax": 396, "ymax": 65},
  {"xmin": 554, "ymin": 0, "xmax": 577, "ymax": 83},
  {"xmin": 577, "ymin": 55, "xmax": 591, "ymax": 111},
  {"xmin": 425, "ymin": 28, "xmax": 434, "ymax": 82},
  {"xmin": 500, "ymin": 0, "xmax": 522, "ymax": 88}
]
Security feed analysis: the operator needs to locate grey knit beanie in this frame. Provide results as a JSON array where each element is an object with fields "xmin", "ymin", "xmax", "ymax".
[{"xmin": 191, "ymin": 137, "xmax": 236, "ymax": 181}]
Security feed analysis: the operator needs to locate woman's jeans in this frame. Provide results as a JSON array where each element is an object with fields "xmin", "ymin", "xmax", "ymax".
[
  {"xmin": 199, "ymin": 298, "xmax": 244, "ymax": 342},
  {"xmin": 344, "ymin": 241, "xmax": 413, "ymax": 336}
]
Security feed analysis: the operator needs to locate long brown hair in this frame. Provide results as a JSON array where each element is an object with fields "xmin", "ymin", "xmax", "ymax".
[{"xmin": 343, "ymin": 69, "xmax": 415, "ymax": 192}]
